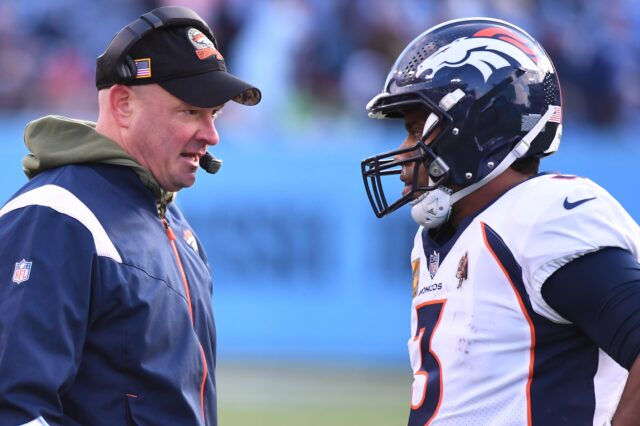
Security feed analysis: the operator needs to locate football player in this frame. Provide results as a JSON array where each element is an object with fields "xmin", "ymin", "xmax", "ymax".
[{"xmin": 361, "ymin": 17, "xmax": 640, "ymax": 425}]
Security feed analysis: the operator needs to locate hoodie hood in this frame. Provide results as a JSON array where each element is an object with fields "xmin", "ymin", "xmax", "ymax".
[{"xmin": 23, "ymin": 115, "xmax": 173, "ymax": 203}]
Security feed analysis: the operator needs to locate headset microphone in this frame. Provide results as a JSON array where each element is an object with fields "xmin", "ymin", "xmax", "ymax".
[{"xmin": 199, "ymin": 152, "xmax": 223, "ymax": 174}]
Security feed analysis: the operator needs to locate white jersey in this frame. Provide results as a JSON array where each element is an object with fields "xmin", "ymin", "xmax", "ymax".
[{"xmin": 408, "ymin": 174, "xmax": 640, "ymax": 425}]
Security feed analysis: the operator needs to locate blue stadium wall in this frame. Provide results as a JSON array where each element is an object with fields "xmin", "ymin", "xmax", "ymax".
[{"xmin": 1, "ymin": 116, "xmax": 638, "ymax": 365}]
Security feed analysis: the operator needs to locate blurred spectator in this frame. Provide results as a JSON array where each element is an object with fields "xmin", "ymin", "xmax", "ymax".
[{"xmin": 0, "ymin": 0, "xmax": 637, "ymax": 128}]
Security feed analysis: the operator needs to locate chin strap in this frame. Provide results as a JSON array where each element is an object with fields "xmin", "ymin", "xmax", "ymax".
[{"xmin": 410, "ymin": 183, "xmax": 452, "ymax": 227}]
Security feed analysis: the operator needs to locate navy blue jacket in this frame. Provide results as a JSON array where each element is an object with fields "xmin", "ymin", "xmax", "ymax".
[{"xmin": 0, "ymin": 163, "xmax": 217, "ymax": 425}]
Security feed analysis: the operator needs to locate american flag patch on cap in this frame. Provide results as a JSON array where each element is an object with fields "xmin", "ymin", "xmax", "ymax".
[
  {"xmin": 549, "ymin": 105, "xmax": 562, "ymax": 123},
  {"xmin": 135, "ymin": 58, "xmax": 151, "ymax": 79}
]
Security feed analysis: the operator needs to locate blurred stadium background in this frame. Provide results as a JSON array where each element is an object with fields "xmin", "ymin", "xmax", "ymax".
[{"xmin": 1, "ymin": 0, "xmax": 639, "ymax": 424}]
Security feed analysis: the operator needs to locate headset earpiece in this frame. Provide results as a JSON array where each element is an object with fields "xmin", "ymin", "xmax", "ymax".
[{"xmin": 117, "ymin": 56, "xmax": 137, "ymax": 81}]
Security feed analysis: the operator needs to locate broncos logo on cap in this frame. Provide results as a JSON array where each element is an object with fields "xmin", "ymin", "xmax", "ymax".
[
  {"xmin": 187, "ymin": 27, "xmax": 223, "ymax": 61},
  {"xmin": 416, "ymin": 27, "xmax": 538, "ymax": 83}
]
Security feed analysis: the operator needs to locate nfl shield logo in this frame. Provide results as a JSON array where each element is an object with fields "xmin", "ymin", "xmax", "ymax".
[
  {"xmin": 428, "ymin": 251, "xmax": 440, "ymax": 279},
  {"xmin": 183, "ymin": 229, "xmax": 199, "ymax": 254},
  {"xmin": 12, "ymin": 259, "xmax": 32, "ymax": 284}
]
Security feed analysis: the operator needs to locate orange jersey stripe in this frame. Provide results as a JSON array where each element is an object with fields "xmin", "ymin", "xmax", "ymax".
[{"xmin": 481, "ymin": 222, "xmax": 535, "ymax": 426}]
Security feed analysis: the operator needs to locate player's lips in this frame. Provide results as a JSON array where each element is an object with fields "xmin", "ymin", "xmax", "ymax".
[{"xmin": 400, "ymin": 167, "xmax": 412, "ymax": 196}]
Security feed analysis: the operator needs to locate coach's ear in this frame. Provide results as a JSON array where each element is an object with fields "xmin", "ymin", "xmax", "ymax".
[{"xmin": 107, "ymin": 84, "xmax": 135, "ymax": 129}]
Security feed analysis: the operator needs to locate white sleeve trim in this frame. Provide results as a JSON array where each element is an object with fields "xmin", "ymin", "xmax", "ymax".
[
  {"xmin": 0, "ymin": 184, "xmax": 122, "ymax": 263},
  {"xmin": 20, "ymin": 417, "xmax": 51, "ymax": 426},
  {"xmin": 526, "ymin": 248, "xmax": 602, "ymax": 324}
]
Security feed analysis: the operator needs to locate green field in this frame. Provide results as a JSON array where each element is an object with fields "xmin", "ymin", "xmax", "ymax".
[{"xmin": 217, "ymin": 361, "xmax": 410, "ymax": 426}]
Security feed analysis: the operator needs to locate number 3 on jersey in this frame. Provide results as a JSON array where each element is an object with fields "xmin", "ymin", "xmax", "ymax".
[{"xmin": 409, "ymin": 299, "xmax": 446, "ymax": 425}]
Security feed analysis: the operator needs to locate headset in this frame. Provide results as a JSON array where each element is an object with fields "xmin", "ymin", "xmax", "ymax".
[
  {"xmin": 97, "ymin": 6, "xmax": 223, "ymax": 174},
  {"xmin": 96, "ymin": 6, "xmax": 217, "ymax": 86}
]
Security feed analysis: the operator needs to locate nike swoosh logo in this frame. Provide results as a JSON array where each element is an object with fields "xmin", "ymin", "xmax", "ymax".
[{"xmin": 563, "ymin": 196, "xmax": 597, "ymax": 210}]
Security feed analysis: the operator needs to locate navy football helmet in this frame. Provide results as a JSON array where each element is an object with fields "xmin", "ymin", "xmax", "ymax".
[{"xmin": 361, "ymin": 18, "xmax": 562, "ymax": 227}]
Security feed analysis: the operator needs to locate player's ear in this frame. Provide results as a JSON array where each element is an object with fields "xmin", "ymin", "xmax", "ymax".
[{"xmin": 108, "ymin": 84, "xmax": 134, "ymax": 128}]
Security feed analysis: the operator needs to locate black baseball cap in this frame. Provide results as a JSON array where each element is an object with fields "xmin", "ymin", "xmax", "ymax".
[{"xmin": 96, "ymin": 21, "xmax": 261, "ymax": 108}]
